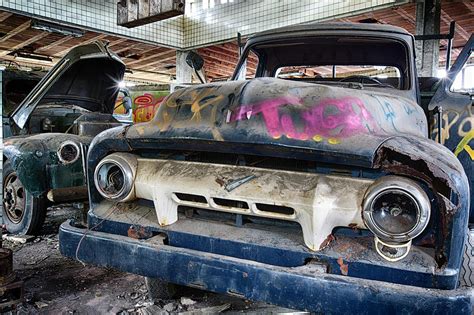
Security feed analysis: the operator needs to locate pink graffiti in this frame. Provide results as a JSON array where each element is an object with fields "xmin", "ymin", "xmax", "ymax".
[{"xmin": 231, "ymin": 96, "xmax": 374, "ymax": 140}]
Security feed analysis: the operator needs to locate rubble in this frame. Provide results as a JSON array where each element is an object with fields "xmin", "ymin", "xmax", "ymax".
[
  {"xmin": 1, "ymin": 205, "xmax": 305, "ymax": 314},
  {"xmin": 2, "ymin": 234, "xmax": 35, "ymax": 244}
]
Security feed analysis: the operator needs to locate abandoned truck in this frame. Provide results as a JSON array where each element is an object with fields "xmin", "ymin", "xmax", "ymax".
[
  {"xmin": 60, "ymin": 23, "xmax": 474, "ymax": 313},
  {"xmin": 2, "ymin": 42, "xmax": 132, "ymax": 235}
]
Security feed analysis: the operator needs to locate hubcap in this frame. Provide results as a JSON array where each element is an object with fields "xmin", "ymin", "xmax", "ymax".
[{"xmin": 3, "ymin": 173, "xmax": 26, "ymax": 223}]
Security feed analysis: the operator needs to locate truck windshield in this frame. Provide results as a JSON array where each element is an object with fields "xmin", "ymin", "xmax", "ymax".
[{"xmin": 235, "ymin": 36, "xmax": 410, "ymax": 90}]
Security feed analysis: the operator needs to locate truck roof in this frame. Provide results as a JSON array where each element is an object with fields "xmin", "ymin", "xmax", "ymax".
[{"xmin": 249, "ymin": 22, "xmax": 412, "ymax": 41}]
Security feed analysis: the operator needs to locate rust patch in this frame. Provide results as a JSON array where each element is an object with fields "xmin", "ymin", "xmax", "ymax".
[
  {"xmin": 319, "ymin": 234, "xmax": 335, "ymax": 250},
  {"xmin": 215, "ymin": 178, "xmax": 225, "ymax": 187},
  {"xmin": 348, "ymin": 223, "xmax": 358, "ymax": 231},
  {"xmin": 127, "ymin": 225, "xmax": 153, "ymax": 240},
  {"xmin": 337, "ymin": 257, "xmax": 349, "ymax": 276}
]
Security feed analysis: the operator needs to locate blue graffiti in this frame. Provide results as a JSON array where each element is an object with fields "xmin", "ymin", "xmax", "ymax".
[
  {"xmin": 403, "ymin": 103, "xmax": 416, "ymax": 115},
  {"xmin": 382, "ymin": 101, "xmax": 400, "ymax": 132},
  {"xmin": 372, "ymin": 95, "xmax": 400, "ymax": 132}
]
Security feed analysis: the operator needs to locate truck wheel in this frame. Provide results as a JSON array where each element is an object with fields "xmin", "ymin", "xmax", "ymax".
[
  {"xmin": 145, "ymin": 277, "xmax": 195, "ymax": 301},
  {"xmin": 2, "ymin": 160, "xmax": 46, "ymax": 235},
  {"xmin": 459, "ymin": 229, "xmax": 474, "ymax": 287}
]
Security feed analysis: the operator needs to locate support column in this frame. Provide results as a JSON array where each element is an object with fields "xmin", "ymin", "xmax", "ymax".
[
  {"xmin": 175, "ymin": 50, "xmax": 192, "ymax": 84},
  {"xmin": 415, "ymin": 0, "xmax": 441, "ymax": 77}
]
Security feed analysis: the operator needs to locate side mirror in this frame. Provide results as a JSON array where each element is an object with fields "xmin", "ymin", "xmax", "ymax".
[
  {"xmin": 122, "ymin": 95, "xmax": 132, "ymax": 114},
  {"xmin": 186, "ymin": 51, "xmax": 204, "ymax": 71}
]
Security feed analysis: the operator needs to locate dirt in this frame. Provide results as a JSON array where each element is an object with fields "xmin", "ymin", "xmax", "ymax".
[{"xmin": 1, "ymin": 206, "xmax": 306, "ymax": 314}]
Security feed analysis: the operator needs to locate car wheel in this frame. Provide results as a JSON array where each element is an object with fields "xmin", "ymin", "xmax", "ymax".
[
  {"xmin": 2, "ymin": 160, "xmax": 46, "ymax": 235},
  {"xmin": 459, "ymin": 228, "xmax": 474, "ymax": 287}
]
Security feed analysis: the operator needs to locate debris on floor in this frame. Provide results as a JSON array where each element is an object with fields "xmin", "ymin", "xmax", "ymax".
[{"xmin": 1, "ymin": 205, "xmax": 307, "ymax": 314}]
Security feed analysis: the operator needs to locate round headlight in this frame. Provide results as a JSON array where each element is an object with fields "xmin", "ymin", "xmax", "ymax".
[
  {"xmin": 362, "ymin": 176, "xmax": 430, "ymax": 243},
  {"xmin": 58, "ymin": 141, "xmax": 80, "ymax": 164},
  {"xmin": 94, "ymin": 153, "xmax": 137, "ymax": 202}
]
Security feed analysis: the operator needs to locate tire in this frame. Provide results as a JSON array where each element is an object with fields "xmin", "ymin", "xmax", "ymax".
[
  {"xmin": 2, "ymin": 160, "xmax": 46, "ymax": 235},
  {"xmin": 459, "ymin": 229, "xmax": 474, "ymax": 287}
]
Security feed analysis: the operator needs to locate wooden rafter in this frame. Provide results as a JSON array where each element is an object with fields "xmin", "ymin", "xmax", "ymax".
[
  {"xmin": 0, "ymin": 20, "xmax": 31, "ymax": 43},
  {"xmin": 0, "ymin": 12, "xmax": 12, "ymax": 22},
  {"xmin": 0, "ymin": 31, "xmax": 49, "ymax": 57},
  {"xmin": 107, "ymin": 37, "xmax": 130, "ymax": 47},
  {"xmin": 396, "ymin": 7, "xmax": 416, "ymax": 25},
  {"xmin": 126, "ymin": 49, "xmax": 175, "ymax": 67},
  {"xmin": 440, "ymin": 9, "xmax": 469, "ymax": 41},
  {"xmin": 134, "ymin": 53, "xmax": 177, "ymax": 70},
  {"xmin": 35, "ymin": 35, "xmax": 73, "ymax": 53},
  {"xmin": 55, "ymin": 33, "xmax": 108, "ymax": 56}
]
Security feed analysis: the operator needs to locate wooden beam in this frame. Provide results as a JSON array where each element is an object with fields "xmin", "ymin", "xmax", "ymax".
[
  {"xmin": 396, "ymin": 7, "xmax": 416, "ymax": 25},
  {"xmin": 133, "ymin": 51, "xmax": 177, "ymax": 69},
  {"xmin": 440, "ymin": 9, "xmax": 469, "ymax": 41},
  {"xmin": 0, "ymin": 20, "xmax": 31, "ymax": 43},
  {"xmin": 0, "ymin": 31, "xmax": 49, "ymax": 57},
  {"xmin": 126, "ymin": 48, "xmax": 174, "ymax": 66},
  {"xmin": 55, "ymin": 33, "xmax": 108, "ymax": 56},
  {"xmin": 107, "ymin": 37, "xmax": 131, "ymax": 48},
  {"xmin": 115, "ymin": 43, "xmax": 158, "ymax": 55},
  {"xmin": 35, "ymin": 35, "xmax": 73, "ymax": 53},
  {"xmin": 0, "ymin": 12, "xmax": 12, "ymax": 23}
]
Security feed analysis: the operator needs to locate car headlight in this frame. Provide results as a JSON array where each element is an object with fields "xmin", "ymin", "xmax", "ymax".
[
  {"xmin": 58, "ymin": 141, "xmax": 80, "ymax": 164},
  {"xmin": 362, "ymin": 176, "xmax": 431, "ymax": 261},
  {"xmin": 94, "ymin": 153, "xmax": 137, "ymax": 202}
]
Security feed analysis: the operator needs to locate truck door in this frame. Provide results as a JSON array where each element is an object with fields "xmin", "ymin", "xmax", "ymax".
[{"xmin": 428, "ymin": 35, "xmax": 474, "ymax": 221}]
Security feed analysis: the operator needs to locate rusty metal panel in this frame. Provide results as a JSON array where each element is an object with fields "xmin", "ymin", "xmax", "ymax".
[
  {"xmin": 108, "ymin": 153, "xmax": 372, "ymax": 251},
  {"xmin": 117, "ymin": 0, "xmax": 185, "ymax": 28}
]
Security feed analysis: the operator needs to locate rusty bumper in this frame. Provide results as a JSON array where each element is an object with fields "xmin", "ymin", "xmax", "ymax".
[{"xmin": 59, "ymin": 220, "xmax": 473, "ymax": 314}]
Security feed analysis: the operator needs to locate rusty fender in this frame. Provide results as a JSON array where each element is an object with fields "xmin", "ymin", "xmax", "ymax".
[
  {"xmin": 3, "ymin": 134, "xmax": 90, "ymax": 196},
  {"xmin": 375, "ymin": 136, "xmax": 470, "ymax": 270}
]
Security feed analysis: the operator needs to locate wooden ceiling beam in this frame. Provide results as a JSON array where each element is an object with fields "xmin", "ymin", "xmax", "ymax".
[
  {"xmin": 0, "ymin": 12, "xmax": 12, "ymax": 23},
  {"xmin": 107, "ymin": 37, "xmax": 130, "ymax": 48},
  {"xmin": 129, "ymin": 50, "xmax": 176, "ymax": 68},
  {"xmin": 440, "ymin": 9, "xmax": 470, "ymax": 41},
  {"xmin": 0, "ymin": 31, "xmax": 49, "ymax": 57},
  {"xmin": 206, "ymin": 45, "xmax": 258, "ymax": 64},
  {"xmin": 125, "ymin": 47, "xmax": 173, "ymax": 66},
  {"xmin": 0, "ymin": 20, "xmax": 31, "ymax": 43},
  {"xmin": 35, "ymin": 35, "xmax": 73, "ymax": 53},
  {"xmin": 55, "ymin": 33, "xmax": 108, "ymax": 56},
  {"xmin": 395, "ymin": 7, "xmax": 416, "ymax": 25}
]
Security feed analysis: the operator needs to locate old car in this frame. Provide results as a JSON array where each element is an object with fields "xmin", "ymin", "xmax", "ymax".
[
  {"xmin": 60, "ymin": 24, "xmax": 473, "ymax": 313},
  {"xmin": 2, "ymin": 41, "xmax": 132, "ymax": 235}
]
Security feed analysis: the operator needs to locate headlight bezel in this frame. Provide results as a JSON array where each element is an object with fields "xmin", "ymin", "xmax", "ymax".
[
  {"xmin": 362, "ymin": 176, "xmax": 431, "ymax": 244},
  {"xmin": 94, "ymin": 153, "xmax": 137, "ymax": 202},
  {"xmin": 57, "ymin": 140, "xmax": 81, "ymax": 164}
]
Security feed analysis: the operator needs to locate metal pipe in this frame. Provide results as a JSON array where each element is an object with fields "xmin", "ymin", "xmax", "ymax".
[
  {"xmin": 445, "ymin": 21, "xmax": 456, "ymax": 70},
  {"xmin": 437, "ymin": 106, "xmax": 443, "ymax": 144}
]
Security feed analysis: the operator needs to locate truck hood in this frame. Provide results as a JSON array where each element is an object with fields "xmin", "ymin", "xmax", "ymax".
[
  {"xmin": 11, "ymin": 41, "xmax": 125, "ymax": 129},
  {"xmin": 126, "ymin": 78, "xmax": 428, "ymax": 167}
]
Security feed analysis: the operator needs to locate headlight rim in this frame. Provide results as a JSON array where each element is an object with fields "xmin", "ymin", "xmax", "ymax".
[
  {"xmin": 57, "ymin": 140, "xmax": 81, "ymax": 165},
  {"xmin": 362, "ymin": 176, "xmax": 431, "ymax": 243},
  {"xmin": 94, "ymin": 154, "xmax": 136, "ymax": 202}
]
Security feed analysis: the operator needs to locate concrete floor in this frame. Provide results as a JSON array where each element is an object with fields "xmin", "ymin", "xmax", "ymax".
[{"xmin": 2, "ymin": 206, "xmax": 306, "ymax": 314}]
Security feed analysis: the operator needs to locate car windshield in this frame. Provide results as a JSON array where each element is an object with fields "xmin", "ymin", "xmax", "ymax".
[{"xmin": 235, "ymin": 36, "xmax": 410, "ymax": 90}]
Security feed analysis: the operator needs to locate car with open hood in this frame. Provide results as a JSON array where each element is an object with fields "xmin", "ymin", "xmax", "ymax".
[
  {"xmin": 60, "ymin": 24, "xmax": 474, "ymax": 313},
  {"xmin": 2, "ymin": 41, "xmax": 132, "ymax": 235}
]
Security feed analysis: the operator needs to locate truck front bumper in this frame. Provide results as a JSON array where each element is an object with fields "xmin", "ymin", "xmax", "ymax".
[{"xmin": 59, "ymin": 220, "xmax": 473, "ymax": 314}]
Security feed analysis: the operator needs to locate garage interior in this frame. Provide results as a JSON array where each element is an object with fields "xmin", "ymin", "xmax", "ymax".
[{"xmin": 0, "ymin": 0, "xmax": 473, "ymax": 314}]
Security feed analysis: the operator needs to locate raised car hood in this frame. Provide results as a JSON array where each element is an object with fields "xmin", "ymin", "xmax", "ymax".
[
  {"xmin": 126, "ymin": 78, "xmax": 428, "ymax": 167},
  {"xmin": 12, "ymin": 41, "xmax": 125, "ymax": 129}
]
